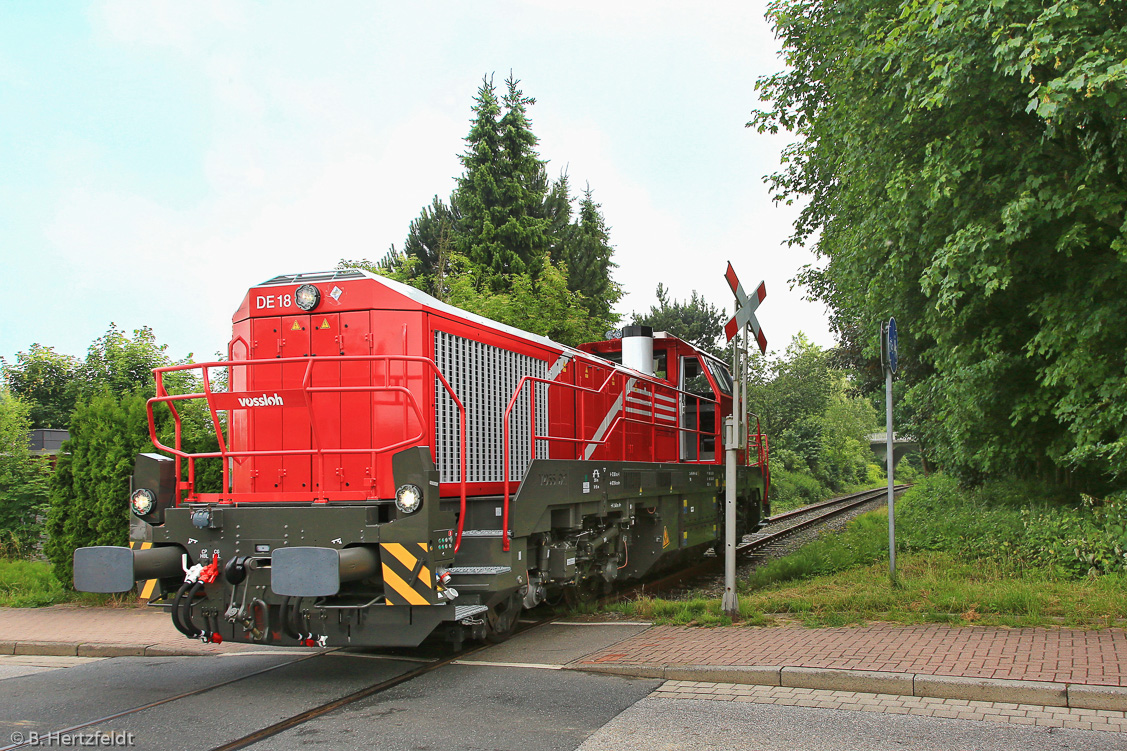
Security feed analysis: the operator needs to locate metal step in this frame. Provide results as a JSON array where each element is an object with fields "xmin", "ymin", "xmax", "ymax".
[
  {"xmin": 446, "ymin": 604, "xmax": 489, "ymax": 622},
  {"xmin": 447, "ymin": 566, "xmax": 512, "ymax": 575}
]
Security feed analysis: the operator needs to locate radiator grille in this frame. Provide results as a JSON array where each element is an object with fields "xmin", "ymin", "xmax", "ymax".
[{"xmin": 434, "ymin": 332, "xmax": 549, "ymax": 483}]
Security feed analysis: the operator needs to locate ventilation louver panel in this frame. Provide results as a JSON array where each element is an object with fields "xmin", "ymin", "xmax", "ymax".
[{"xmin": 434, "ymin": 331, "xmax": 549, "ymax": 483}]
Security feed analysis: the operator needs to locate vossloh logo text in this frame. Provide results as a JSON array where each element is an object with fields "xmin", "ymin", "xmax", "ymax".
[{"xmin": 238, "ymin": 393, "xmax": 284, "ymax": 408}]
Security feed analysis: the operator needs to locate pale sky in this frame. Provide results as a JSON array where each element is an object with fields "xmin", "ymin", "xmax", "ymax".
[{"xmin": 0, "ymin": 1, "xmax": 833, "ymax": 368}]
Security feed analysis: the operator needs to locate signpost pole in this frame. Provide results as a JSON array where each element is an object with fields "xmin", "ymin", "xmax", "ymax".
[
  {"xmin": 886, "ymin": 360, "xmax": 896, "ymax": 581},
  {"xmin": 720, "ymin": 261, "xmax": 767, "ymax": 617},
  {"xmin": 721, "ymin": 301, "xmax": 740, "ymax": 617},
  {"xmin": 882, "ymin": 318, "xmax": 898, "ymax": 582}
]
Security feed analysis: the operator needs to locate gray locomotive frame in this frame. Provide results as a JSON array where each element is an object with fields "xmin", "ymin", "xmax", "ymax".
[{"xmin": 76, "ymin": 446, "xmax": 766, "ymax": 648}]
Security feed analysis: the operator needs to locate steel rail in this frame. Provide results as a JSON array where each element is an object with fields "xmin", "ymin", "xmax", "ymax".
[
  {"xmin": 627, "ymin": 485, "xmax": 909, "ymax": 595},
  {"xmin": 0, "ymin": 650, "xmax": 334, "ymax": 751},
  {"xmin": 763, "ymin": 485, "xmax": 905, "ymax": 525},
  {"xmin": 749, "ymin": 485, "xmax": 911, "ymax": 554},
  {"xmin": 209, "ymin": 616, "xmax": 555, "ymax": 751}
]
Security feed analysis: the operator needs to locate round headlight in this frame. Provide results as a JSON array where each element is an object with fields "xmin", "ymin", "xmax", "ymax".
[
  {"xmin": 395, "ymin": 484, "xmax": 423, "ymax": 514},
  {"xmin": 131, "ymin": 488, "xmax": 156, "ymax": 517},
  {"xmin": 295, "ymin": 284, "xmax": 321, "ymax": 311}
]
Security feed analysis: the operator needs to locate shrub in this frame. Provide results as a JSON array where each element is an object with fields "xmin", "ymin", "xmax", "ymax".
[
  {"xmin": 0, "ymin": 392, "xmax": 51, "ymax": 557},
  {"xmin": 768, "ymin": 462, "xmax": 833, "ymax": 513},
  {"xmin": 45, "ymin": 389, "xmax": 154, "ymax": 587},
  {"xmin": 897, "ymin": 475, "xmax": 1127, "ymax": 578}
]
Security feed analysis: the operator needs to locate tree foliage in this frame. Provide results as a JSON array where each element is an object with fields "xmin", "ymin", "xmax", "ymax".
[
  {"xmin": 456, "ymin": 74, "xmax": 551, "ymax": 284},
  {"xmin": 749, "ymin": 335, "xmax": 881, "ymax": 506},
  {"xmin": 346, "ymin": 72, "xmax": 622, "ymax": 346},
  {"xmin": 387, "ymin": 194, "xmax": 460, "ymax": 299},
  {"xmin": 562, "ymin": 186, "xmax": 623, "ymax": 323},
  {"xmin": 752, "ymin": 0, "xmax": 1127, "ymax": 488},
  {"xmin": 35, "ymin": 326, "xmax": 221, "ymax": 584},
  {"xmin": 1, "ymin": 345, "xmax": 79, "ymax": 429},
  {"xmin": 633, "ymin": 283, "xmax": 725, "ymax": 357},
  {"xmin": 340, "ymin": 253, "xmax": 607, "ymax": 346},
  {"xmin": 45, "ymin": 389, "xmax": 152, "ymax": 586},
  {"xmin": 0, "ymin": 392, "xmax": 51, "ymax": 556}
]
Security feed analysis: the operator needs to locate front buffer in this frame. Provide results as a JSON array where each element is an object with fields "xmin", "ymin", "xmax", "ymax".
[{"xmin": 74, "ymin": 448, "xmax": 496, "ymax": 648}]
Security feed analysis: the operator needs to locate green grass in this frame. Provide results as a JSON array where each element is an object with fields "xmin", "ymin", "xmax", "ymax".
[
  {"xmin": 609, "ymin": 551, "xmax": 1127, "ymax": 629},
  {"xmin": 600, "ymin": 475, "xmax": 1127, "ymax": 629},
  {"xmin": 0, "ymin": 559, "xmax": 129, "ymax": 608}
]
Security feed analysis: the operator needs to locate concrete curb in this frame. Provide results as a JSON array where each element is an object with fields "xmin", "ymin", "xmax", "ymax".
[
  {"xmin": 8, "ymin": 640, "xmax": 233, "ymax": 658},
  {"xmin": 571, "ymin": 663, "xmax": 1127, "ymax": 712}
]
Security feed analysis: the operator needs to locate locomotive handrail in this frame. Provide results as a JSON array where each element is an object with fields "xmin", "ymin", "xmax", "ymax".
[
  {"xmin": 748, "ymin": 414, "xmax": 770, "ymax": 500},
  {"xmin": 499, "ymin": 370, "xmax": 721, "ymax": 552},
  {"xmin": 147, "ymin": 354, "xmax": 470, "ymax": 552}
]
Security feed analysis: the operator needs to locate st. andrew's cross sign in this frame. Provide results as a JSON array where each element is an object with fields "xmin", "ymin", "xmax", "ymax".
[{"xmin": 723, "ymin": 262, "xmax": 767, "ymax": 352}]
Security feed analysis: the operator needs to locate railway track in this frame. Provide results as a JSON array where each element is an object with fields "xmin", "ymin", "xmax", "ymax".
[
  {"xmin": 1, "ymin": 618, "xmax": 555, "ymax": 751},
  {"xmin": 208, "ymin": 618, "xmax": 557, "ymax": 751},
  {"xmin": 634, "ymin": 484, "xmax": 909, "ymax": 595},
  {"xmin": 746, "ymin": 483, "xmax": 910, "ymax": 556}
]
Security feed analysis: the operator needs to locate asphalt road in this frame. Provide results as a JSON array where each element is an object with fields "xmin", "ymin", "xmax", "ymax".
[{"xmin": 2, "ymin": 628, "xmax": 1125, "ymax": 751}]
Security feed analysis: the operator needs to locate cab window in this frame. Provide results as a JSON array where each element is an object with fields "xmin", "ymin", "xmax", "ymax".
[{"xmin": 679, "ymin": 355, "xmax": 717, "ymax": 461}]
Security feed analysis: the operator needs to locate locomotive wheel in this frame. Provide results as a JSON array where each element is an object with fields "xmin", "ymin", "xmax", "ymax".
[{"xmin": 485, "ymin": 592, "xmax": 522, "ymax": 643}]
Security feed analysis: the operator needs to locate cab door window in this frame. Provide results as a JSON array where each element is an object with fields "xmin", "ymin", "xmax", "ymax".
[{"xmin": 679, "ymin": 355, "xmax": 717, "ymax": 461}]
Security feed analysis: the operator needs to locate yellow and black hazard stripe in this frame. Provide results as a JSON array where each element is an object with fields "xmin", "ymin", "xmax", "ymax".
[
  {"xmin": 380, "ymin": 542, "xmax": 438, "ymax": 606},
  {"xmin": 128, "ymin": 541, "xmax": 159, "ymax": 601}
]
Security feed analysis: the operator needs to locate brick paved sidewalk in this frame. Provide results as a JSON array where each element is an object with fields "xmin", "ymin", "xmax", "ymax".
[
  {"xmin": 652, "ymin": 681, "xmax": 1127, "ymax": 734},
  {"xmin": 579, "ymin": 624, "xmax": 1127, "ymax": 687},
  {"xmin": 0, "ymin": 605, "xmax": 284, "ymax": 656}
]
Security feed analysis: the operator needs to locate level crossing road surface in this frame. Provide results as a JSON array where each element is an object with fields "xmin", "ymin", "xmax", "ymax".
[{"xmin": 2, "ymin": 621, "xmax": 1125, "ymax": 751}]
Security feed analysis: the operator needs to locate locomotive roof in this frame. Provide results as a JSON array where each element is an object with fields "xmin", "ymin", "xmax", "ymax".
[
  {"xmin": 256, "ymin": 268, "xmax": 598, "ymax": 361},
  {"xmin": 252, "ymin": 269, "xmax": 728, "ymax": 383}
]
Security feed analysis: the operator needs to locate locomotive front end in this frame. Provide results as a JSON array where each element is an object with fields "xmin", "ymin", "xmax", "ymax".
[{"xmin": 75, "ymin": 271, "xmax": 483, "ymax": 647}]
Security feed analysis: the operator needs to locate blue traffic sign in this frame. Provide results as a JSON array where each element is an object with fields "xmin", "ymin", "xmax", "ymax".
[{"xmin": 886, "ymin": 317, "xmax": 898, "ymax": 374}]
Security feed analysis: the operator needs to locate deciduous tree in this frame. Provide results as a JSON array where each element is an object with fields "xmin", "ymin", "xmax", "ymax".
[
  {"xmin": 752, "ymin": 0, "xmax": 1127, "ymax": 488},
  {"xmin": 1, "ymin": 345, "xmax": 79, "ymax": 429}
]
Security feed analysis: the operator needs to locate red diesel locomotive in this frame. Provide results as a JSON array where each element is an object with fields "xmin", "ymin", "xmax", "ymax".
[{"xmin": 75, "ymin": 269, "xmax": 769, "ymax": 646}]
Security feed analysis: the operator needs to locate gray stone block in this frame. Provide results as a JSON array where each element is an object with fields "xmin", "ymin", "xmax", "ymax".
[
  {"xmin": 914, "ymin": 674, "xmax": 1067, "ymax": 707},
  {"xmin": 15, "ymin": 641, "xmax": 78, "ymax": 656},
  {"xmin": 0, "ymin": 641, "xmax": 15, "ymax": 655},
  {"xmin": 665, "ymin": 665, "xmax": 781, "ymax": 686},
  {"xmin": 782, "ymin": 667, "xmax": 914, "ymax": 696},
  {"xmin": 143, "ymin": 645, "xmax": 209, "ymax": 657},
  {"xmin": 569, "ymin": 663, "xmax": 666, "ymax": 679},
  {"xmin": 1067, "ymin": 683, "xmax": 1127, "ymax": 712},
  {"xmin": 78, "ymin": 643, "xmax": 147, "ymax": 658}
]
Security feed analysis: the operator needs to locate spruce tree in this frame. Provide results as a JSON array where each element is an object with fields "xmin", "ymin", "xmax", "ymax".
[
  {"xmin": 454, "ymin": 76, "xmax": 510, "ymax": 282},
  {"xmin": 454, "ymin": 74, "xmax": 554, "ymax": 287},
  {"xmin": 494, "ymin": 73, "xmax": 551, "ymax": 280},
  {"xmin": 544, "ymin": 172, "xmax": 575, "ymax": 268},
  {"xmin": 380, "ymin": 195, "xmax": 460, "ymax": 298},
  {"xmin": 565, "ymin": 185, "xmax": 621, "ymax": 323},
  {"xmin": 634, "ymin": 284, "xmax": 725, "ymax": 358}
]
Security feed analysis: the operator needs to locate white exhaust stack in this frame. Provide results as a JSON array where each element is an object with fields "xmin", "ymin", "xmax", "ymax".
[{"xmin": 621, "ymin": 325, "xmax": 654, "ymax": 376}]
